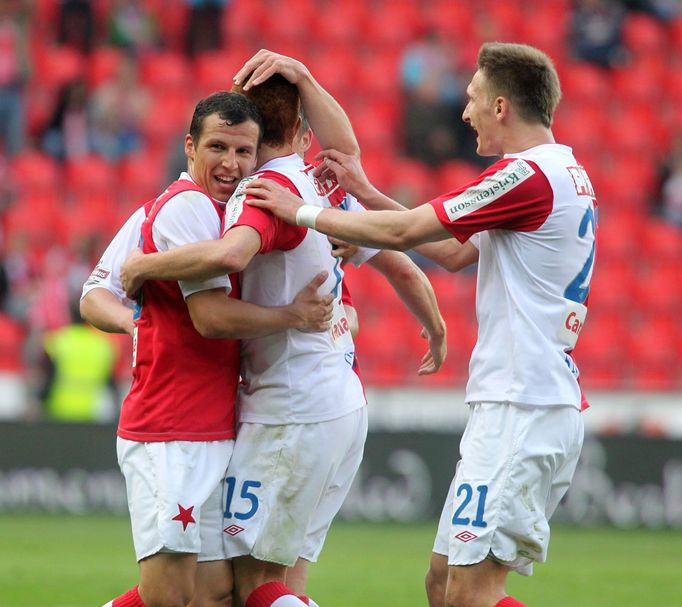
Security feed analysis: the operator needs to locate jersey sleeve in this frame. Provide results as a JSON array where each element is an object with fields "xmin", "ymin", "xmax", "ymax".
[
  {"xmin": 337, "ymin": 193, "xmax": 380, "ymax": 267},
  {"xmin": 428, "ymin": 158, "xmax": 554, "ymax": 243},
  {"xmin": 152, "ymin": 190, "xmax": 232, "ymax": 299},
  {"xmin": 224, "ymin": 171, "xmax": 307, "ymax": 253},
  {"xmin": 81, "ymin": 207, "xmax": 146, "ymax": 305}
]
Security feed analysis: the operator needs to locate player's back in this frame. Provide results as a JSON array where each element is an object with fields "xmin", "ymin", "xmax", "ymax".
[
  {"xmin": 235, "ymin": 155, "xmax": 365, "ymax": 425},
  {"xmin": 469, "ymin": 144, "xmax": 596, "ymax": 408}
]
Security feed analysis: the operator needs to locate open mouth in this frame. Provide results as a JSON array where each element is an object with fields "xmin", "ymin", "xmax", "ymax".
[{"xmin": 215, "ymin": 175, "xmax": 236, "ymax": 185}]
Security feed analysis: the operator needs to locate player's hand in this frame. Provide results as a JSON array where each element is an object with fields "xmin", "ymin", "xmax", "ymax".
[
  {"xmin": 290, "ymin": 271, "xmax": 333, "ymax": 332},
  {"xmin": 329, "ymin": 236, "xmax": 359, "ymax": 260},
  {"xmin": 244, "ymin": 178, "xmax": 303, "ymax": 225},
  {"xmin": 417, "ymin": 327, "xmax": 447, "ymax": 375},
  {"xmin": 313, "ymin": 149, "xmax": 373, "ymax": 201},
  {"xmin": 233, "ymin": 49, "xmax": 310, "ymax": 91},
  {"xmin": 121, "ymin": 248, "xmax": 146, "ymax": 300}
]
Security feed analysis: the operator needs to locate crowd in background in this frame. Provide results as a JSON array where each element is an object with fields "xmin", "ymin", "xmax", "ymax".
[{"xmin": 1, "ymin": 0, "xmax": 681, "ymax": 422}]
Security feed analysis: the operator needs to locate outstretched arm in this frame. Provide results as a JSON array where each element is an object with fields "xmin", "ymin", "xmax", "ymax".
[
  {"xmin": 368, "ymin": 250, "xmax": 447, "ymax": 375},
  {"xmin": 315, "ymin": 149, "xmax": 480, "ymax": 272},
  {"xmin": 244, "ymin": 178, "xmax": 451, "ymax": 251},
  {"xmin": 234, "ymin": 50, "xmax": 359, "ymax": 156}
]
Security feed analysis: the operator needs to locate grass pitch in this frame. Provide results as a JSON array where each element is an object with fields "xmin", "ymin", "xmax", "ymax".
[{"xmin": 1, "ymin": 515, "xmax": 680, "ymax": 607}]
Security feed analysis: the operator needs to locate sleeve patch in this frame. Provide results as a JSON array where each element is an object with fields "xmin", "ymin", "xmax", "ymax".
[
  {"xmin": 224, "ymin": 175, "xmax": 257, "ymax": 233},
  {"xmin": 442, "ymin": 159, "xmax": 535, "ymax": 222}
]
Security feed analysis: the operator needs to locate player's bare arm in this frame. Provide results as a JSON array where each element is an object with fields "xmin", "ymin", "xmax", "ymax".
[
  {"xmin": 186, "ymin": 271, "xmax": 333, "ymax": 339},
  {"xmin": 368, "ymin": 250, "xmax": 447, "ymax": 375},
  {"xmin": 80, "ymin": 288, "xmax": 135, "ymax": 336},
  {"xmin": 316, "ymin": 149, "xmax": 479, "ymax": 272},
  {"xmin": 120, "ymin": 226, "xmax": 261, "ymax": 299},
  {"xmin": 234, "ymin": 50, "xmax": 359, "ymax": 157},
  {"xmin": 244, "ymin": 178, "xmax": 451, "ymax": 250}
]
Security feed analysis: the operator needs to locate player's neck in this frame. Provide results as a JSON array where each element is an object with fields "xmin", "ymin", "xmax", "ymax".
[
  {"xmin": 257, "ymin": 143, "xmax": 296, "ymax": 167},
  {"xmin": 502, "ymin": 124, "xmax": 555, "ymax": 155}
]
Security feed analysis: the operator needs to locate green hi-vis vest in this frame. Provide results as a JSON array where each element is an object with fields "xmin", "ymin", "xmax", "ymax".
[{"xmin": 44, "ymin": 325, "xmax": 118, "ymax": 421}]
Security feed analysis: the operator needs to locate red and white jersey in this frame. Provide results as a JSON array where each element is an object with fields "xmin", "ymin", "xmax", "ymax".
[
  {"xmin": 430, "ymin": 144, "xmax": 597, "ymax": 409},
  {"xmin": 82, "ymin": 207, "xmax": 146, "ymax": 306},
  {"xmin": 225, "ymin": 153, "xmax": 366, "ymax": 424},
  {"xmin": 120, "ymin": 176, "xmax": 240, "ymax": 441}
]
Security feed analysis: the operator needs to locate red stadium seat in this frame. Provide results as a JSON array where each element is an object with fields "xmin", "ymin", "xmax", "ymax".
[
  {"xmin": 633, "ymin": 265, "xmax": 682, "ymax": 316},
  {"xmin": 622, "ymin": 13, "xmax": 670, "ymax": 59},
  {"xmin": 627, "ymin": 318, "xmax": 682, "ymax": 390},
  {"xmin": 194, "ymin": 50, "xmax": 250, "ymax": 96},
  {"xmin": 559, "ymin": 63, "xmax": 611, "ymax": 105},
  {"xmin": 311, "ymin": 3, "xmax": 367, "ymax": 47},
  {"xmin": 10, "ymin": 150, "xmax": 62, "ymax": 198},
  {"xmin": 385, "ymin": 158, "xmax": 435, "ymax": 204},
  {"xmin": 32, "ymin": 45, "xmax": 85, "ymax": 89},
  {"xmin": 65, "ymin": 155, "xmax": 117, "ymax": 203},
  {"xmin": 87, "ymin": 47, "xmax": 125, "ymax": 89},
  {"xmin": 139, "ymin": 52, "xmax": 192, "ymax": 94},
  {"xmin": 588, "ymin": 260, "xmax": 638, "ymax": 316},
  {"xmin": 639, "ymin": 218, "xmax": 682, "ymax": 270},
  {"xmin": 436, "ymin": 161, "xmax": 481, "ymax": 194}
]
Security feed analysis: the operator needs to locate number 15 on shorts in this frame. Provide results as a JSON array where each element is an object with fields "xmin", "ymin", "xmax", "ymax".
[
  {"xmin": 224, "ymin": 477, "xmax": 261, "ymax": 520},
  {"xmin": 452, "ymin": 483, "xmax": 488, "ymax": 528}
]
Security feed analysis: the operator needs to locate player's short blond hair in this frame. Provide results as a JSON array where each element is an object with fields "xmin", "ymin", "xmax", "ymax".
[{"xmin": 478, "ymin": 42, "xmax": 561, "ymax": 128}]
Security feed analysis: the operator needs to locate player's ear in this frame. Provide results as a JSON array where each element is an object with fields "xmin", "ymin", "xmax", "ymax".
[
  {"xmin": 495, "ymin": 97, "xmax": 508, "ymax": 120},
  {"xmin": 185, "ymin": 134, "xmax": 195, "ymax": 161}
]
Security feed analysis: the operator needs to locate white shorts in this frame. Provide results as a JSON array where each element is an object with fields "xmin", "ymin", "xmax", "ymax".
[
  {"xmin": 117, "ymin": 438, "xmax": 234, "ymax": 562},
  {"xmin": 433, "ymin": 402, "xmax": 583, "ymax": 576},
  {"xmin": 222, "ymin": 407, "xmax": 368, "ymax": 566}
]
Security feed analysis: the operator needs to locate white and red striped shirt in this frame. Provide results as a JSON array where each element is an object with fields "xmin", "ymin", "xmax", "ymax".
[
  {"xmin": 430, "ymin": 144, "xmax": 596, "ymax": 409},
  {"xmin": 120, "ymin": 178, "xmax": 240, "ymax": 441},
  {"xmin": 225, "ymin": 154, "xmax": 367, "ymax": 424}
]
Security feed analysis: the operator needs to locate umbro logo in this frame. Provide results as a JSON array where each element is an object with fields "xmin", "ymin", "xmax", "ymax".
[
  {"xmin": 454, "ymin": 530, "xmax": 478, "ymax": 542},
  {"xmin": 224, "ymin": 524, "xmax": 245, "ymax": 536}
]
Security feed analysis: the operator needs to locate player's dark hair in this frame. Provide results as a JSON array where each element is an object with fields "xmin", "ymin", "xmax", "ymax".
[
  {"xmin": 189, "ymin": 91, "xmax": 264, "ymax": 144},
  {"xmin": 232, "ymin": 73, "xmax": 300, "ymax": 147},
  {"xmin": 478, "ymin": 42, "xmax": 561, "ymax": 128}
]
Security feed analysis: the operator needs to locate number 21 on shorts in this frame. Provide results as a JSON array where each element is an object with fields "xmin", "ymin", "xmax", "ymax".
[{"xmin": 452, "ymin": 483, "xmax": 489, "ymax": 528}]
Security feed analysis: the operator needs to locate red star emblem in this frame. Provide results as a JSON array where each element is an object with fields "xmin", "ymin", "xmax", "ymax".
[{"xmin": 171, "ymin": 504, "xmax": 196, "ymax": 530}]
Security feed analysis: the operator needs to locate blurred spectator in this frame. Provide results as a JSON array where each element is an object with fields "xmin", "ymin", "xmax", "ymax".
[
  {"xmin": 400, "ymin": 30, "xmax": 478, "ymax": 166},
  {"xmin": 570, "ymin": 0, "xmax": 627, "ymax": 68},
  {"xmin": 0, "ymin": 0, "xmax": 30, "ymax": 157},
  {"xmin": 41, "ymin": 78, "xmax": 92, "ymax": 161},
  {"xmin": 185, "ymin": 0, "xmax": 228, "ymax": 57},
  {"xmin": 654, "ymin": 133, "xmax": 682, "ymax": 226},
  {"xmin": 90, "ymin": 56, "xmax": 149, "ymax": 160},
  {"xmin": 40, "ymin": 299, "xmax": 119, "ymax": 422},
  {"xmin": 106, "ymin": 0, "xmax": 159, "ymax": 55},
  {"xmin": 623, "ymin": 0, "xmax": 682, "ymax": 20},
  {"xmin": 0, "ymin": 310, "xmax": 28, "ymax": 419},
  {"xmin": 57, "ymin": 0, "xmax": 95, "ymax": 53}
]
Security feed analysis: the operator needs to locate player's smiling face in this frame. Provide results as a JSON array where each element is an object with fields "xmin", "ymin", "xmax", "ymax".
[
  {"xmin": 462, "ymin": 70, "xmax": 502, "ymax": 157},
  {"xmin": 185, "ymin": 113, "xmax": 260, "ymax": 202}
]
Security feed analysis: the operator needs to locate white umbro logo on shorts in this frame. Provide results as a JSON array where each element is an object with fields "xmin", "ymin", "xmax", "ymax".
[
  {"xmin": 454, "ymin": 530, "xmax": 478, "ymax": 542},
  {"xmin": 224, "ymin": 524, "xmax": 245, "ymax": 536}
]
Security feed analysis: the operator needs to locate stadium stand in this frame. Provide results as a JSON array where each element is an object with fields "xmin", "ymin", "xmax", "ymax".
[{"xmin": 1, "ymin": 0, "xmax": 681, "ymax": 400}]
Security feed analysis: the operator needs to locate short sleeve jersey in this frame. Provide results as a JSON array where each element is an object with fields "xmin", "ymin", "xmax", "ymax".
[
  {"xmin": 81, "ymin": 206, "xmax": 146, "ymax": 306},
  {"xmin": 429, "ymin": 144, "xmax": 597, "ymax": 408},
  {"xmin": 223, "ymin": 154, "xmax": 366, "ymax": 424},
  {"xmin": 119, "ymin": 176, "xmax": 240, "ymax": 441}
]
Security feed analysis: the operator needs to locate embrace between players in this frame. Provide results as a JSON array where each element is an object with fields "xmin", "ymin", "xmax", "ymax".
[{"xmin": 82, "ymin": 43, "xmax": 595, "ymax": 607}]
